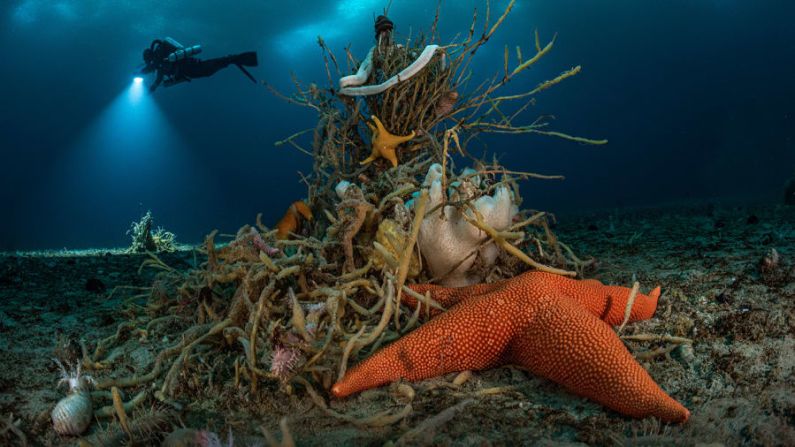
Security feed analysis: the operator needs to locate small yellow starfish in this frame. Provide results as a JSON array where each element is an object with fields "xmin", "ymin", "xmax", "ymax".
[{"xmin": 360, "ymin": 115, "xmax": 416, "ymax": 168}]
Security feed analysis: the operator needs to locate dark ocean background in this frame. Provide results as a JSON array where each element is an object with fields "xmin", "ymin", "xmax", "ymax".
[{"xmin": 1, "ymin": 0, "xmax": 793, "ymax": 251}]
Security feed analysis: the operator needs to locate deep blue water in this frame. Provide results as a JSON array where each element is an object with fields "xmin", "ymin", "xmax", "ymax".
[{"xmin": 1, "ymin": 0, "xmax": 793, "ymax": 250}]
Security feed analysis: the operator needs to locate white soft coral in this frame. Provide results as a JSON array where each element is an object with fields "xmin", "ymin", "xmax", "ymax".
[{"xmin": 417, "ymin": 163, "xmax": 518, "ymax": 286}]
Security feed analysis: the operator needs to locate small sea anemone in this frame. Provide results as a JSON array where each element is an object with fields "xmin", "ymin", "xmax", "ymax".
[
  {"xmin": 269, "ymin": 345, "xmax": 302, "ymax": 381},
  {"xmin": 53, "ymin": 359, "xmax": 93, "ymax": 400}
]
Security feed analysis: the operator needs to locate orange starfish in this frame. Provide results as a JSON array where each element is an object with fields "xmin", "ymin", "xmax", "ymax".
[
  {"xmin": 360, "ymin": 115, "xmax": 415, "ymax": 168},
  {"xmin": 332, "ymin": 271, "xmax": 689, "ymax": 423},
  {"xmin": 275, "ymin": 201, "xmax": 313, "ymax": 240}
]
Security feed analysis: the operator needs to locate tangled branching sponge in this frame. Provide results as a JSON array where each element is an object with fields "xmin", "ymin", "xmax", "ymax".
[
  {"xmin": 418, "ymin": 164, "xmax": 518, "ymax": 286},
  {"xmin": 127, "ymin": 211, "xmax": 176, "ymax": 253}
]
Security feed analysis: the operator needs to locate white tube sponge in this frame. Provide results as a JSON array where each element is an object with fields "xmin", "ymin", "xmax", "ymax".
[
  {"xmin": 339, "ymin": 47, "xmax": 375, "ymax": 89},
  {"xmin": 339, "ymin": 45, "xmax": 441, "ymax": 96},
  {"xmin": 417, "ymin": 164, "xmax": 518, "ymax": 286}
]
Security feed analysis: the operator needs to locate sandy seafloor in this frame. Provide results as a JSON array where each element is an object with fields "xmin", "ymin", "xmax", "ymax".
[{"xmin": 1, "ymin": 202, "xmax": 793, "ymax": 446}]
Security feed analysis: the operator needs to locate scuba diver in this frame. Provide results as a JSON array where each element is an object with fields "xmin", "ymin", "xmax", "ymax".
[{"xmin": 140, "ymin": 37, "xmax": 258, "ymax": 93}]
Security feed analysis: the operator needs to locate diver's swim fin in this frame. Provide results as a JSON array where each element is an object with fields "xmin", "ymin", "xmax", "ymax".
[
  {"xmin": 236, "ymin": 64, "xmax": 257, "ymax": 84},
  {"xmin": 235, "ymin": 51, "xmax": 258, "ymax": 67}
]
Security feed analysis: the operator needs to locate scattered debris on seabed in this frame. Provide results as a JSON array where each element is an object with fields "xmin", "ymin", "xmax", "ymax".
[{"xmin": 1, "ymin": 205, "xmax": 794, "ymax": 445}]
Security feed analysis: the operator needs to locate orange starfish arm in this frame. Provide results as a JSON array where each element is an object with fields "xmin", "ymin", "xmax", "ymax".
[
  {"xmin": 371, "ymin": 115, "xmax": 388, "ymax": 135},
  {"xmin": 507, "ymin": 295, "xmax": 688, "ymax": 422},
  {"xmin": 331, "ymin": 292, "xmax": 517, "ymax": 398},
  {"xmin": 359, "ymin": 153, "xmax": 379, "ymax": 166},
  {"xmin": 292, "ymin": 201, "xmax": 313, "ymax": 221},
  {"xmin": 366, "ymin": 121, "xmax": 378, "ymax": 135},
  {"xmin": 405, "ymin": 272, "xmax": 660, "ymax": 325},
  {"xmin": 275, "ymin": 212, "xmax": 297, "ymax": 240},
  {"xmin": 371, "ymin": 115, "xmax": 416, "ymax": 146},
  {"xmin": 275, "ymin": 201, "xmax": 312, "ymax": 240},
  {"xmin": 545, "ymin": 274, "xmax": 661, "ymax": 325}
]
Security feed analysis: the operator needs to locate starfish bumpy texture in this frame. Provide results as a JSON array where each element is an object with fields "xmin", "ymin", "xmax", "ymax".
[
  {"xmin": 360, "ymin": 115, "xmax": 415, "ymax": 168},
  {"xmin": 332, "ymin": 271, "xmax": 689, "ymax": 423}
]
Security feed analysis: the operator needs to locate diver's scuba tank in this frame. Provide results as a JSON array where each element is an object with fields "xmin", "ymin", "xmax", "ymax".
[{"xmin": 166, "ymin": 45, "xmax": 202, "ymax": 62}]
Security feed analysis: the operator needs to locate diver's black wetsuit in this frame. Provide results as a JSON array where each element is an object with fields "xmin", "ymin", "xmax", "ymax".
[{"xmin": 142, "ymin": 39, "xmax": 258, "ymax": 92}]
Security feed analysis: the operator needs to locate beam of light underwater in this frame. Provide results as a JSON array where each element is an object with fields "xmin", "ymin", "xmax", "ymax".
[
  {"xmin": 129, "ymin": 77, "xmax": 145, "ymax": 102},
  {"xmin": 46, "ymin": 79, "xmax": 206, "ymax": 245}
]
